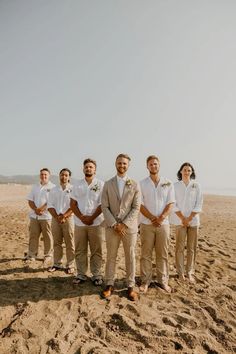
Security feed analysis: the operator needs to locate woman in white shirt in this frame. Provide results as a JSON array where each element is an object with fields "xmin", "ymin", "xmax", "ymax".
[{"xmin": 172, "ymin": 162, "xmax": 203, "ymax": 283}]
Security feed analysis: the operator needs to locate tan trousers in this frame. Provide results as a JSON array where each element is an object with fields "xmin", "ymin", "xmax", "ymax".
[
  {"xmin": 175, "ymin": 226, "xmax": 199, "ymax": 276},
  {"xmin": 140, "ymin": 223, "xmax": 170, "ymax": 285},
  {"xmin": 28, "ymin": 218, "xmax": 53, "ymax": 259},
  {"xmin": 51, "ymin": 217, "xmax": 75, "ymax": 269},
  {"xmin": 74, "ymin": 225, "xmax": 104, "ymax": 281},
  {"xmin": 105, "ymin": 228, "xmax": 137, "ymax": 288}
]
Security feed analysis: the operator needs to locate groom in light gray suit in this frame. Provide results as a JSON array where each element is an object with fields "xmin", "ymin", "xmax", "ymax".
[{"xmin": 101, "ymin": 153, "xmax": 141, "ymax": 301}]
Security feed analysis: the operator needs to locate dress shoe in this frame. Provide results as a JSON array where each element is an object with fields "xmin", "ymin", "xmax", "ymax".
[
  {"xmin": 101, "ymin": 285, "xmax": 114, "ymax": 299},
  {"xmin": 127, "ymin": 287, "xmax": 138, "ymax": 301}
]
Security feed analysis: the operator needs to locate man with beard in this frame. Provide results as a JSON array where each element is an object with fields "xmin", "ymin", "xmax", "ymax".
[
  {"xmin": 139, "ymin": 155, "xmax": 175, "ymax": 293},
  {"xmin": 48, "ymin": 168, "xmax": 75, "ymax": 274},
  {"xmin": 70, "ymin": 159, "xmax": 104, "ymax": 286},
  {"xmin": 25, "ymin": 168, "xmax": 55, "ymax": 266},
  {"xmin": 101, "ymin": 154, "xmax": 141, "ymax": 301}
]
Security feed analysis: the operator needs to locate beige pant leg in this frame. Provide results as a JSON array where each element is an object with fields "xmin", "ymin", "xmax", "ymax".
[
  {"xmin": 175, "ymin": 226, "xmax": 187, "ymax": 276},
  {"xmin": 140, "ymin": 224, "xmax": 155, "ymax": 285},
  {"xmin": 155, "ymin": 224, "xmax": 170, "ymax": 285},
  {"xmin": 105, "ymin": 228, "xmax": 121, "ymax": 286},
  {"xmin": 51, "ymin": 218, "xmax": 63, "ymax": 266},
  {"xmin": 62, "ymin": 217, "xmax": 75, "ymax": 269},
  {"xmin": 88, "ymin": 226, "xmax": 104, "ymax": 280},
  {"xmin": 122, "ymin": 231, "xmax": 137, "ymax": 288},
  {"xmin": 74, "ymin": 226, "xmax": 88, "ymax": 280},
  {"xmin": 28, "ymin": 218, "xmax": 41, "ymax": 257},
  {"xmin": 186, "ymin": 226, "xmax": 198, "ymax": 275},
  {"xmin": 39, "ymin": 219, "xmax": 53, "ymax": 258}
]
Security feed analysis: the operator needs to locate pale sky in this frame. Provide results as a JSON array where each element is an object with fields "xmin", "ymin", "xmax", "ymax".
[{"xmin": 1, "ymin": 1, "xmax": 236, "ymax": 193}]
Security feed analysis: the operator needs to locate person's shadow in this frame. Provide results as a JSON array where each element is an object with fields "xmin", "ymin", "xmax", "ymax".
[{"xmin": 0, "ymin": 260, "xmax": 103, "ymax": 307}]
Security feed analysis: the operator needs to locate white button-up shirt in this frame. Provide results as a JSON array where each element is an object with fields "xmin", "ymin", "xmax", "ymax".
[
  {"xmin": 171, "ymin": 180, "xmax": 203, "ymax": 226},
  {"xmin": 117, "ymin": 175, "xmax": 128, "ymax": 198},
  {"xmin": 48, "ymin": 183, "xmax": 73, "ymax": 215},
  {"xmin": 27, "ymin": 181, "xmax": 55, "ymax": 220},
  {"xmin": 71, "ymin": 177, "xmax": 104, "ymax": 226},
  {"xmin": 139, "ymin": 176, "xmax": 175, "ymax": 225}
]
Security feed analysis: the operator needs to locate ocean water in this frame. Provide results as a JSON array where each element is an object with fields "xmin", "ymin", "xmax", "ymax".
[{"xmin": 203, "ymin": 188, "xmax": 236, "ymax": 197}]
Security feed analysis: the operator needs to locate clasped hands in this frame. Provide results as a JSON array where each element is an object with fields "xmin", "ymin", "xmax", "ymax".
[
  {"xmin": 113, "ymin": 222, "xmax": 127, "ymax": 236},
  {"xmin": 150, "ymin": 215, "xmax": 165, "ymax": 227},
  {"xmin": 181, "ymin": 216, "xmax": 192, "ymax": 227},
  {"xmin": 57, "ymin": 214, "xmax": 67, "ymax": 224},
  {"xmin": 79, "ymin": 214, "xmax": 94, "ymax": 226},
  {"xmin": 35, "ymin": 207, "xmax": 46, "ymax": 216}
]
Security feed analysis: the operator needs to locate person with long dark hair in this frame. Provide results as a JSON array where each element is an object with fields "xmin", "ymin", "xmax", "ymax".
[{"xmin": 172, "ymin": 162, "xmax": 203, "ymax": 283}]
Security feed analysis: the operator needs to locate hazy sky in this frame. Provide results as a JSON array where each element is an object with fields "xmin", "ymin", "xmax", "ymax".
[{"xmin": 1, "ymin": 1, "xmax": 236, "ymax": 192}]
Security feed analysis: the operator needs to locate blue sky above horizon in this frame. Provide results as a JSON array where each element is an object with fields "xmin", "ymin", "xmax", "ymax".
[{"xmin": 1, "ymin": 1, "xmax": 236, "ymax": 191}]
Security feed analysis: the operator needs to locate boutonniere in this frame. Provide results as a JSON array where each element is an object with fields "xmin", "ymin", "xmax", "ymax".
[
  {"xmin": 161, "ymin": 181, "xmax": 171, "ymax": 188},
  {"xmin": 66, "ymin": 189, "xmax": 71, "ymax": 193},
  {"xmin": 91, "ymin": 183, "xmax": 100, "ymax": 192},
  {"xmin": 46, "ymin": 189, "xmax": 51, "ymax": 193},
  {"xmin": 126, "ymin": 179, "xmax": 132, "ymax": 187},
  {"xmin": 192, "ymin": 183, "xmax": 197, "ymax": 189}
]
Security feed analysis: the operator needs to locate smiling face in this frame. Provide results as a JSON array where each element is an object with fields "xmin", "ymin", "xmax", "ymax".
[
  {"xmin": 83, "ymin": 162, "xmax": 96, "ymax": 178},
  {"xmin": 115, "ymin": 157, "xmax": 130, "ymax": 177},
  {"xmin": 40, "ymin": 170, "xmax": 50, "ymax": 185},
  {"xmin": 180, "ymin": 165, "xmax": 193, "ymax": 182},
  {"xmin": 60, "ymin": 170, "xmax": 70, "ymax": 185},
  {"xmin": 147, "ymin": 158, "xmax": 160, "ymax": 175}
]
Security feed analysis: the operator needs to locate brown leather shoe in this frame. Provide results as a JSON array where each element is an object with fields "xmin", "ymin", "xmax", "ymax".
[
  {"xmin": 101, "ymin": 285, "xmax": 114, "ymax": 299},
  {"xmin": 127, "ymin": 287, "xmax": 138, "ymax": 301}
]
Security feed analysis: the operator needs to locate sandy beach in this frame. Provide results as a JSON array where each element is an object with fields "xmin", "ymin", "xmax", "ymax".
[{"xmin": 0, "ymin": 184, "xmax": 235, "ymax": 354}]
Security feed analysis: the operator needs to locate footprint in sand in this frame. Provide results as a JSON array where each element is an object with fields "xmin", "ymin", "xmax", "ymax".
[
  {"xmin": 174, "ymin": 314, "xmax": 198, "ymax": 329},
  {"xmin": 218, "ymin": 250, "xmax": 231, "ymax": 257},
  {"xmin": 176, "ymin": 331, "xmax": 197, "ymax": 349}
]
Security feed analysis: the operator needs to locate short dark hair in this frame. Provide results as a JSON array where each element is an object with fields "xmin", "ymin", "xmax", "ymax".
[
  {"xmin": 59, "ymin": 168, "xmax": 72, "ymax": 176},
  {"xmin": 146, "ymin": 155, "xmax": 160, "ymax": 165},
  {"xmin": 116, "ymin": 153, "xmax": 131, "ymax": 161},
  {"xmin": 83, "ymin": 158, "xmax": 97, "ymax": 168},
  {"xmin": 177, "ymin": 162, "xmax": 196, "ymax": 180},
  {"xmin": 40, "ymin": 168, "xmax": 50, "ymax": 174}
]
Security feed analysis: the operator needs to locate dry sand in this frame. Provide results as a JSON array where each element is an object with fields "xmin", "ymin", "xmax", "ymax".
[{"xmin": 0, "ymin": 184, "xmax": 235, "ymax": 354}]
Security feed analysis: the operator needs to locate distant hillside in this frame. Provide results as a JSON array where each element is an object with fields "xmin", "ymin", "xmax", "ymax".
[
  {"xmin": 0, "ymin": 174, "xmax": 107, "ymax": 185},
  {"xmin": 0, "ymin": 175, "xmax": 59, "ymax": 185}
]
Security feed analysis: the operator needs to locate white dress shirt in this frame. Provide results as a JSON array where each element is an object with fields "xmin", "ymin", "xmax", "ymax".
[
  {"xmin": 171, "ymin": 180, "xmax": 203, "ymax": 226},
  {"xmin": 27, "ymin": 181, "xmax": 55, "ymax": 220},
  {"xmin": 116, "ymin": 175, "xmax": 128, "ymax": 198},
  {"xmin": 139, "ymin": 176, "xmax": 175, "ymax": 225},
  {"xmin": 48, "ymin": 183, "xmax": 73, "ymax": 215},
  {"xmin": 71, "ymin": 177, "xmax": 104, "ymax": 226}
]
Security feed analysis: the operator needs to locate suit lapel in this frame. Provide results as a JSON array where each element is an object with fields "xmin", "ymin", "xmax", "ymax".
[
  {"xmin": 111, "ymin": 177, "xmax": 121, "ymax": 202},
  {"xmin": 121, "ymin": 181, "xmax": 132, "ymax": 204}
]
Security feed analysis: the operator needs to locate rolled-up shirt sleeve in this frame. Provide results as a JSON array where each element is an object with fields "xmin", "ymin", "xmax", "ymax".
[
  {"xmin": 192, "ymin": 185, "xmax": 203, "ymax": 213},
  {"xmin": 166, "ymin": 183, "xmax": 175, "ymax": 205}
]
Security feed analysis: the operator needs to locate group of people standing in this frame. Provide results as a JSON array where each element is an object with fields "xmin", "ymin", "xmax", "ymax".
[{"xmin": 25, "ymin": 154, "xmax": 203, "ymax": 302}]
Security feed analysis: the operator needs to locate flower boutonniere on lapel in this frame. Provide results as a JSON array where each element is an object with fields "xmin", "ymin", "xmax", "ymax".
[
  {"xmin": 191, "ymin": 183, "xmax": 197, "ymax": 189},
  {"xmin": 66, "ymin": 189, "xmax": 72, "ymax": 194},
  {"xmin": 91, "ymin": 183, "xmax": 100, "ymax": 192},
  {"xmin": 46, "ymin": 189, "xmax": 51, "ymax": 193},
  {"xmin": 125, "ymin": 179, "xmax": 133, "ymax": 188},
  {"xmin": 161, "ymin": 181, "xmax": 171, "ymax": 188}
]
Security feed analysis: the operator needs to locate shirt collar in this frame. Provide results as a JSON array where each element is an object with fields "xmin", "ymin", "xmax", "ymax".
[
  {"xmin": 59, "ymin": 183, "xmax": 72, "ymax": 191},
  {"xmin": 148, "ymin": 175, "xmax": 163, "ymax": 186},
  {"xmin": 117, "ymin": 175, "xmax": 128, "ymax": 182},
  {"xmin": 83, "ymin": 177, "xmax": 97, "ymax": 186}
]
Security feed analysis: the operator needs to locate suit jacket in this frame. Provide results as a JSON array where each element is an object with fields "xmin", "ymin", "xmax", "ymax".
[{"xmin": 101, "ymin": 176, "xmax": 141, "ymax": 233}]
